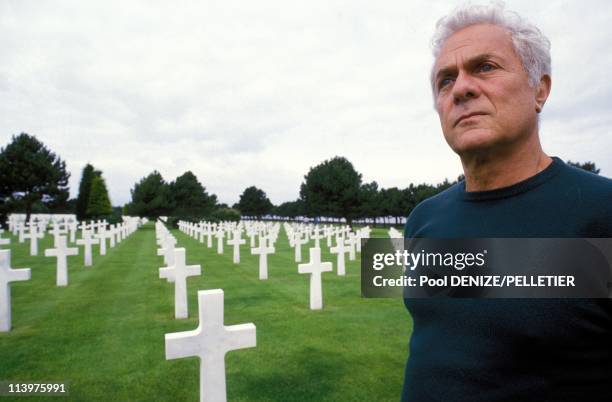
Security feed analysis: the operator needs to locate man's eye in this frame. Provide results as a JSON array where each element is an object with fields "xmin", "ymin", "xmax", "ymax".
[
  {"xmin": 478, "ymin": 63, "xmax": 495, "ymax": 72},
  {"xmin": 439, "ymin": 78, "xmax": 453, "ymax": 89}
]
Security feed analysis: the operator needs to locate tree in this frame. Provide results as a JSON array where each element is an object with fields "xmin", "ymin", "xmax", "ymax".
[
  {"xmin": 169, "ymin": 171, "xmax": 217, "ymax": 219},
  {"xmin": 275, "ymin": 200, "xmax": 305, "ymax": 220},
  {"xmin": 401, "ymin": 184, "xmax": 418, "ymax": 219},
  {"xmin": 413, "ymin": 183, "xmax": 439, "ymax": 205},
  {"xmin": 359, "ymin": 181, "xmax": 382, "ymax": 224},
  {"xmin": 379, "ymin": 187, "xmax": 404, "ymax": 225},
  {"xmin": 0, "ymin": 133, "xmax": 70, "ymax": 222},
  {"xmin": 86, "ymin": 175, "xmax": 113, "ymax": 219},
  {"xmin": 209, "ymin": 207, "xmax": 241, "ymax": 222},
  {"xmin": 75, "ymin": 163, "xmax": 101, "ymax": 220},
  {"xmin": 236, "ymin": 186, "xmax": 273, "ymax": 218},
  {"xmin": 567, "ymin": 160, "xmax": 600, "ymax": 174},
  {"xmin": 124, "ymin": 171, "xmax": 173, "ymax": 219},
  {"xmin": 300, "ymin": 156, "xmax": 362, "ymax": 226}
]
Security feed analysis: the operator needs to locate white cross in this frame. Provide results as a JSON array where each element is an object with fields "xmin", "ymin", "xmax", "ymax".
[
  {"xmin": 216, "ymin": 230, "xmax": 225, "ymax": 254},
  {"xmin": 97, "ymin": 230, "xmax": 108, "ymax": 255},
  {"xmin": 108, "ymin": 225, "xmax": 117, "ymax": 248},
  {"xmin": 157, "ymin": 236, "xmax": 177, "ymax": 268},
  {"xmin": 114, "ymin": 224, "xmax": 121, "ymax": 243},
  {"xmin": 227, "ymin": 231, "xmax": 245, "ymax": 264},
  {"xmin": 165, "ymin": 289, "xmax": 256, "ymax": 402},
  {"xmin": 8, "ymin": 221, "xmax": 17, "ymax": 236},
  {"xmin": 267, "ymin": 232, "xmax": 277, "ymax": 248},
  {"xmin": 293, "ymin": 232, "xmax": 308, "ymax": 263},
  {"xmin": 248, "ymin": 230, "xmax": 256, "ymax": 248},
  {"xmin": 79, "ymin": 222, "xmax": 89, "ymax": 238},
  {"xmin": 388, "ymin": 227, "xmax": 402, "ymax": 239},
  {"xmin": 45, "ymin": 236, "xmax": 78, "ymax": 287},
  {"xmin": 49, "ymin": 224, "xmax": 64, "ymax": 239},
  {"xmin": 159, "ymin": 248, "xmax": 201, "ymax": 319},
  {"xmin": 52, "ymin": 230, "xmax": 64, "ymax": 247},
  {"xmin": 198, "ymin": 224, "xmax": 206, "ymax": 243},
  {"xmin": 311, "ymin": 228, "xmax": 323, "ymax": 248},
  {"xmin": 0, "ymin": 250, "xmax": 31, "ymax": 331},
  {"xmin": 355, "ymin": 233, "xmax": 363, "ymax": 253},
  {"xmin": 205, "ymin": 225, "xmax": 213, "ymax": 248},
  {"xmin": 357, "ymin": 227, "xmax": 370, "ymax": 252},
  {"xmin": 76, "ymin": 233, "xmax": 99, "ymax": 267},
  {"xmin": 298, "ymin": 247, "xmax": 332, "ymax": 310},
  {"xmin": 251, "ymin": 236, "xmax": 275, "ymax": 280},
  {"xmin": 68, "ymin": 223, "xmax": 77, "ymax": 243},
  {"xmin": 18, "ymin": 224, "xmax": 26, "ymax": 243},
  {"xmin": 330, "ymin": 239, "xmax": 348, "ymax": 276},
  {"xmin": 345, "ymin": 234, "xmax": 357, "ymax": 261},
  {"xmin": 23, "ymin": 225, "xmax": 44, "ymax": 256},
  {"xmin": 155, "ymin": 223, "xmax": 168, "ymax": 246},
  {"xmin": 116, "ymin": 224, "xmax": 124, "ymax": 243},
  {"xmin": 325, "ymin": 228, "xmax": 333, "ymax": 248}
]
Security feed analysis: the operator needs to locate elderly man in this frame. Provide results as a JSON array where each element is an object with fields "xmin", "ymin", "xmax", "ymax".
[{"xmin": 402, "ymin": 3, "xmax": 612, "ymax": 402}]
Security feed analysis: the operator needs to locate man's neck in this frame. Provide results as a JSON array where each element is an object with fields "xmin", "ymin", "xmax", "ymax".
[{"xmin": 460, "ymin": 141, "xmax": 552, "ymax": 192}]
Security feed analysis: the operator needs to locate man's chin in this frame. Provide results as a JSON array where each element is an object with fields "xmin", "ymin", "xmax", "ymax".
[{"xmin": 448, "ymin": 129, "xmax": 501, "ymax": 155}]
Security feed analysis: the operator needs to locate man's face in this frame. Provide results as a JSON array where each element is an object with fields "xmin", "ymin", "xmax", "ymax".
[{"xmin": 433, "ymin": 24, "xmax": 540, "ymax": 156}]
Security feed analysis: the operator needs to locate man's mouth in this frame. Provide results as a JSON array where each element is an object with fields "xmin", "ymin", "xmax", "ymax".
[{"xmin": 455, "ymin": 112, "xmax": 487, "ymax": 127}]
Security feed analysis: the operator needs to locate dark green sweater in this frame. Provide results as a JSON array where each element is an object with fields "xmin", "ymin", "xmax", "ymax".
[{"xmin": 402, "ymin": 157, "xmax": 612, "ymax": 402}]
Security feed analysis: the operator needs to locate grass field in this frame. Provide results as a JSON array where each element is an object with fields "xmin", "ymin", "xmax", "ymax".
[{"xmin": 0, "ymin": 223, "xmax": 412, "ymax": 401}]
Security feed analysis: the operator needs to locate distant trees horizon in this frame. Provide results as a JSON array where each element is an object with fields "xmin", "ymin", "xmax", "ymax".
[
  {"xmin": 0, "ymin": 133, "xmax": 70, "ymax": 223},
  {"xmin": 0, "ymin": 133, "xmax": 604, "ymax": 227}
]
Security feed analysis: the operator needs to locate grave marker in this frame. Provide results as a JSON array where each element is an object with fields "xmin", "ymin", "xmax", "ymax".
[
  {"xmin": 293, "ymin": 232, "xmax": 308, "ymax": 262},
  {"xmin": 345, "ymin": 235, "xmax": 357, "ymax": 261},
  {"xmin": 298, "ymin": 247, "xmax": 332, "ymax": 310},
  {"xmin": 251, "ymin": 237, "xmax": 275, "ymax": 280},
  {"xmin": 216, "ymin": 229, "xmax": 225, "ymax": 254},
  {"xmin": 45, "ymin": 236, "xmax": 78, "ymax": 286},
  {"xmin": 159, "ymin": 248, "xmax": 201, "ymax": 319},
  {"xmin": 165, "ymin": 289, "xmax": 256, "ymax": 402},
  {"xmin": 0, "ymin": 250, "xmax": 31, "ymax": 331},
  {"xmin": 227, "ymin": 231, "xmax": 245, "ymax": 264},
  {"xmin": 97, "ymin": 230, "xmax": 108, "ymax": 256},
  {"xmin": 76, "ymin": 233, "xmax": 99, "ymax": 267},
  {"xmin": 23, "ymin": 225, "xmax": 44, "ymax": 256},
  {"xmin": 330, "ymin": 239, "xmax": 348, "ymax": 276}
]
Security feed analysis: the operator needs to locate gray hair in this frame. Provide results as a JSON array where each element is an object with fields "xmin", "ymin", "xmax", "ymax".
[{"xmin": 430, "ymin": 2, "xmax": 551, "ymax": 92}]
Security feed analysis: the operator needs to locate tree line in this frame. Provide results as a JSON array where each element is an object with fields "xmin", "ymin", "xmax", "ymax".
[
  {"xmin": 0, "ymin": 133, "xmax": 603, "ymax": 226},
  {"xmin": 265, "ymin": 156, "xmax": 457, "ymax": 226},
  {"xmin": 0, "ymin": 133, "xmax": 116, "ymax": 223}
]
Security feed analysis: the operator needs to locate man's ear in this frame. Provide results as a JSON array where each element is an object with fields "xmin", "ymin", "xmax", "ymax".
[{"xmin": 535, "ymin": 74, "xmax": 551, "ymax": 113}]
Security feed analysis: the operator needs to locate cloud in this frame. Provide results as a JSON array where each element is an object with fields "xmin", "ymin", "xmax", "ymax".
[{"xmin": 1, "ymin": 0, "xmax": 610, "ymax": 206}]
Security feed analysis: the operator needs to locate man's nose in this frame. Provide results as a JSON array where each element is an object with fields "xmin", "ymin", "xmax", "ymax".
[{"xmin": 452, "ymin": 71, "xmax": 479, "ymax": 104}]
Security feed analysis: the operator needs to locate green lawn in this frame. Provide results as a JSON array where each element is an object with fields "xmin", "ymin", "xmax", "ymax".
[{"xmin": 0, "ymin": 224, "xmax": 412, "ymax": 401}]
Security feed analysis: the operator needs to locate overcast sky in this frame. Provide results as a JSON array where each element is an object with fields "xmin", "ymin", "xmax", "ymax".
[{"xmin": 1, "ymin": 0, "xmax": 610, "ymax": 206}]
